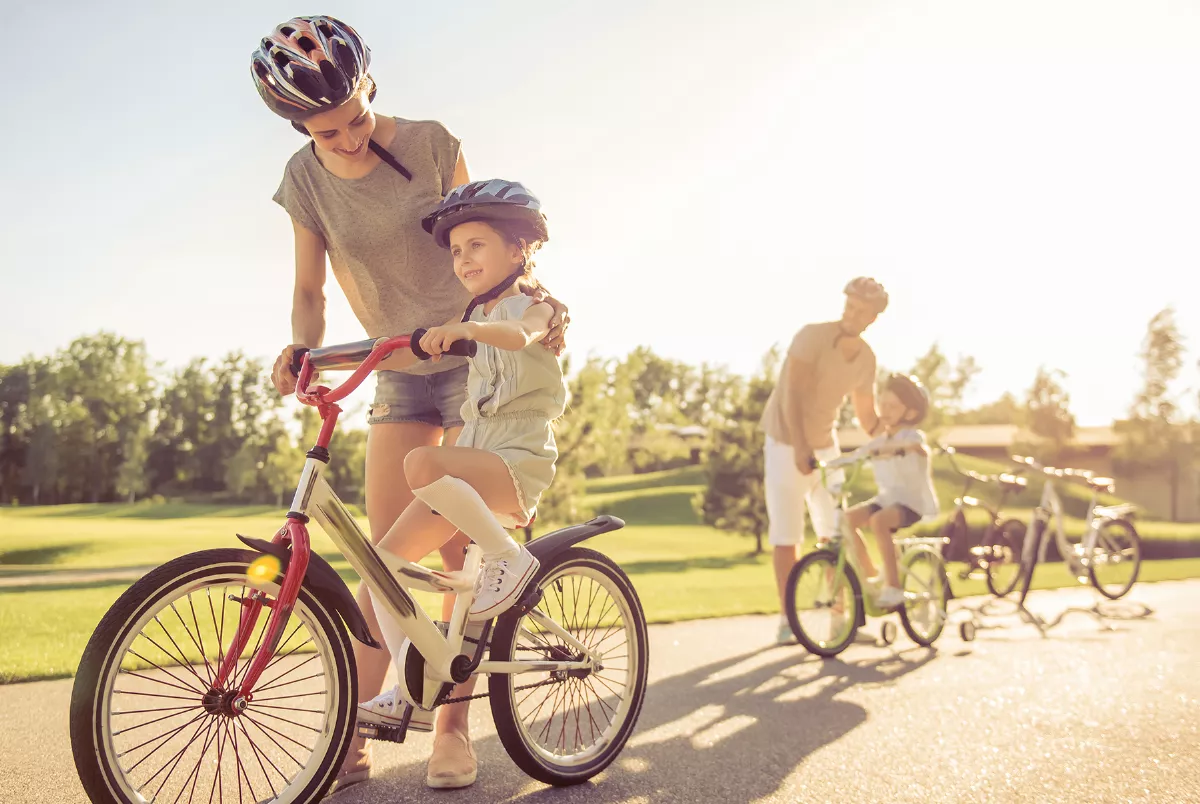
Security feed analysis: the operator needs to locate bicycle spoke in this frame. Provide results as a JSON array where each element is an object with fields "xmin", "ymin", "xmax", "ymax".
[
  {"xmin": 253, "ymin": 653, "xmax": 319, "ymax": 694},
  {"xmin": 154, "ymin": 613, "xmax": 212, "ymax": 689},
  {"xmin": 230, "ymin": 716, "xmax": 255, "ymax": 804},
  {"xmin": 253, "ymin": 690, "xmax": 327, "ymax": 704},
  {"xmin": 121, "ymin": 711, "xmax": 208, "ymax": 770},
  {"xmin": 250, "ymin": 703, "xmax": 325, "ymax": 716},
  {"xmin": 235, "ymin": 716, "xmax": 283, "ymax": 798},
  {"xmin": 126, "ymin": 648, "xmax": 206, "ymax": 695},
  {"xmin": 240, "ymin": 713, "xmax": 314, "ymax": 753},
  {"xmin": 171, "ymin": 600, "xmax": 215, "ymax": 686},
  {"xmin": 174, "ymin": 715, "xmax": 220, "ymax": 804},
  {"xmin": 114, "ymin": 706, "xmax": 202, "ymax": 738},
  {"xmin": 242, "ymin": 714, "xmax": 305, "ymax": 769},
  {"xmin": 252, "ymin": 671, "xmax": 326, "ymax": 696},
  {"xmin": 250, "ymin": 706, "xmax": 322, "ymax": 735},
  {"xmin": 187, "ymin": 593, "xmax": 215, "ymax": 686},
  {"xmin": 114, "ymin": 680, "xmax": 204, "ymax": 702}
]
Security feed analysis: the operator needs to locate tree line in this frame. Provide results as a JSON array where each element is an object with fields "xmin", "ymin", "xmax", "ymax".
[{"xmin": 1, "ymin": 308, "xmax": 1195, "ymax": 531}]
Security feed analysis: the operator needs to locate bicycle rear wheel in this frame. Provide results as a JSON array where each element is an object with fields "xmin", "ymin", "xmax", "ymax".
[
  {"xmin": 489, "ymin": 547, "xmax": 648, "ymax": 786},
  {"xmin": 70, "ymin": 549, "xmax": 356, "ymax": 804},
  {"xmin": 785, "ymin": 550, "xmax": 861, "ymax": 657},
  {"xmin": 1087, "ymin": 519, "xmax": 1142, "ymax": 600},
  {"xmin": 898, "ymin": 550, "xmax": 948, "ymax": 646}
]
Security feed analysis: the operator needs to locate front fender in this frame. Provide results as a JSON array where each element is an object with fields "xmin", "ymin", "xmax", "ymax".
[{"xmin": 237, "ymin": 534, "xmax": 380, "ymax": 649}]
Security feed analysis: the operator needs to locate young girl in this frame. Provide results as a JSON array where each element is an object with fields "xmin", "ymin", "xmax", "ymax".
[
  {"xmin": 843, "ymin": 373, "xmax": 939, "ymax": 609},
  {"xmin": 355, "ymin": 179, "xmax": 566, "ymax": 787}
]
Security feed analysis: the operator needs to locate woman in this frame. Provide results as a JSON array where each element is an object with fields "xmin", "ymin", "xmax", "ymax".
[{"xmin": 251, "ymin": 15, "xmax": 569, "ymax": 791}]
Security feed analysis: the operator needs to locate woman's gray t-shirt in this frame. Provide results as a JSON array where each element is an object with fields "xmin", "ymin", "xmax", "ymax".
[{"xmin": 273, "ymin": 117, "xmax": 468, "ymax": 374}]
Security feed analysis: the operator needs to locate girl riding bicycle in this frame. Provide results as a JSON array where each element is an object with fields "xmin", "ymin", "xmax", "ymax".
[
  {"xmin": 354, "ymin": 180, "xmax": 566, "ymax": 785},
  {"xmin": 840, "ymin": 373, "xmax": 939, "ymax": 609}
]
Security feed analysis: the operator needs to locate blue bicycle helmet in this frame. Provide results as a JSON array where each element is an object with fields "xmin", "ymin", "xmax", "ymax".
[{"xmin": 421, "ymin": 179, "xmax": 549, "ymax": 248}]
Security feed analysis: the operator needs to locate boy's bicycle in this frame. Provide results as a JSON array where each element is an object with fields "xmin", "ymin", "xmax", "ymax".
[
  {"xmin": 784, "ymin": 446, "xmax": 967, "ymax": 656},
  {"xmin": 70, "ymin": 332, "xmax": 649, "ymax": 803},
  {"xmin": 936, "ymin": 444, "xmax": 1029, "ymax": 596}
]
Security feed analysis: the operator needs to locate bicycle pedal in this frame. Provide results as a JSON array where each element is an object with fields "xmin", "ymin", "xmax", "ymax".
[
  {"xmin": 357, "ymin": 721, "xmax": 409, "ymax": 744},
  {"xmin": 511, "ymin": 586, "xmax": 544, "ymax": 617}
]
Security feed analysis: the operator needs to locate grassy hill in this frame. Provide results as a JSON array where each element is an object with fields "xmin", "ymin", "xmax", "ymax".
[{"xmin": 0, "ymin": 460, "xmax": 1197, "ymax": 682}]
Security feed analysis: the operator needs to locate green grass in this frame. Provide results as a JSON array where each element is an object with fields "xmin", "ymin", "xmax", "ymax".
[{"xmin": 1, "ymin": 464, "xmax": 1198, "ymax": 683}]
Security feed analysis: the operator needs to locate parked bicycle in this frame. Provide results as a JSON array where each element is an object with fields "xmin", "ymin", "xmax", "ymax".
[
  {"xmin": 987, "ymin": 454, "xmax": 1142, "ymax": 635},
  {"xmin": 70, "ymin": 332, "xmax": 649, "ymax": 803},
  {"xmin": 936, "ymin": 444, "xmax": 1029, "ymax": 596}
]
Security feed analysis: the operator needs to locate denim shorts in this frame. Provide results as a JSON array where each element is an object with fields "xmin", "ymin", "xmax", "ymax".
[{"xmin": 367, "ymin": 364, "xmax": 469, "ymax": 429}]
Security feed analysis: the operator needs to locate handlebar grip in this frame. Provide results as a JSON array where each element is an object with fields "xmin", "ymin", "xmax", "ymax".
[
  {"xmin": 289, "ymin": 347, "xmax": 310, "ymax": 377},
  {"xmin": 410, "ymin": 328, "xmax": 478, "ymax": 361}
]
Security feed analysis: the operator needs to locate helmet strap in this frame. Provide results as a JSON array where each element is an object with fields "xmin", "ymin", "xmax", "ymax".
[
  {"xmin": 460, "ymin": 268, "xmax": 525, "ymax": 323},
  {"xmin": 367, "ymin": 140, "xmax": 412, "ymax": 180}
]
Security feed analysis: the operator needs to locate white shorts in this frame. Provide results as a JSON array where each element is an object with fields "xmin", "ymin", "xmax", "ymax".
[{"xmin": 764, "ymin": 436, "xmax": 844, "ymax": 546}]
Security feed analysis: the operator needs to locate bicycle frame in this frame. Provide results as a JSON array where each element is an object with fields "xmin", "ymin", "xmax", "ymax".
[{"xmin": 212, "ymin": 335, "xmax": 596, "ymax": 705}]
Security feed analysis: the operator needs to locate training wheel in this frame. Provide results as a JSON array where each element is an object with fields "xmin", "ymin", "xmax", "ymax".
[
  {"xmin": 878, "ymin": 621, "xmax": 898, "ymax": 647},
  {"xmin": 959, "ymin": 621, "xmax": 977, "ymax": 642}
]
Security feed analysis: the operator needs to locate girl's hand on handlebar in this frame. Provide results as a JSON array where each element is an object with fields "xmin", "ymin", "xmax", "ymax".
[{"xmin": 419, "ymin": 323, "xmax": 476, "ymax": 361}]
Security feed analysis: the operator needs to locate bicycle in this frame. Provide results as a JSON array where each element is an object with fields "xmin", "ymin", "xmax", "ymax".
[
  {"xmin": 936, "ymin": 444, "xmax": 1029, "ymax": 597},
  {"xmin": 983, "ymin": 454, "xmax": 1142, "ymax": 635},
  {"xmin": 784, "ymin": 445, "xmax": 964, "ymax": 656},
  {"xmin": 70, "ymin": 331, "xmax": 650, "ymax": 803}
]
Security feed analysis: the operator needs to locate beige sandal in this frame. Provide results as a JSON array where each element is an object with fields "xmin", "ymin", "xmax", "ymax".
[
  {"xmin": 326, "ymin": 745, "xmax": 371, "ymax": 797},
  {"xmin": 426, "ymin": 731, "xmax": 477, "ymax": 789}
]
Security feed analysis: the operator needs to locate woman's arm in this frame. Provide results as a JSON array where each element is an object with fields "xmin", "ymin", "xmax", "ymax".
[
  {"xmin": 291, "ymin": 219, "xmax": 327, "ymax": 347},
  {"xmin": 271, "ymin": 218, "xmax": 328, "ymax": 395}
]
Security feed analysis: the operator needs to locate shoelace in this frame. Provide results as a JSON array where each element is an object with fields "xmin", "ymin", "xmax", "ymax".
[{"xmin": 477, "ymin": 559, "xmax": 510, "ymax": 595}]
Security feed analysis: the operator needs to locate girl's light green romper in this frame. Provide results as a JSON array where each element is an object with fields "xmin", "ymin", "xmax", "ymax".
[{"xmin": 457, "ymin": 293, "xmax": 566, "ymax": 527}]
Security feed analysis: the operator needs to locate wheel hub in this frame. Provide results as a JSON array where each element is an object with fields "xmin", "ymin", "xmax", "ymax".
[{"xmin": 201, "ymin": 688, "xmax": 247, "ymax": 718}]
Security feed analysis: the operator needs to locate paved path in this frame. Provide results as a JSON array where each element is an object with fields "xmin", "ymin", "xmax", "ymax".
[{"xmin": 3, "ymin": 581, "xmax": 1197, "ymax": 803}]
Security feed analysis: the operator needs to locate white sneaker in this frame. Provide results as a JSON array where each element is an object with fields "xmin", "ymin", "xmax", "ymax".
[
  {"xmin": 358, "ymin": 685, "xmax": 434, "ymax": 733},
  {"xmin": 775, "ymin": 621, "xmax": 795, "ymax": 645},
  {"xmin": 876, "ymin": 585, "xmax": 905, "ymax": 610},
  {"xmin": 469, "ymin": 547, "xmax": 540, "ymax": 622}
]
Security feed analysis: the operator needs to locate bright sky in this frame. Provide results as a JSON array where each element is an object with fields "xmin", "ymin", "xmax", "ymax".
[{"xmin": 3, "ymin": 0, "xmax": 1199, "ymax": 425}]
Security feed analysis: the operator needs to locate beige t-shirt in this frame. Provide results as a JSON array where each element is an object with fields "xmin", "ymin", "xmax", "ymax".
[
  {"xmin": 273, "ymin": 117, "xmax": 467, "ymax": 375},
  {"xmin": 760, "ymin": 321, "xmax": 877, "ymax": 451}
]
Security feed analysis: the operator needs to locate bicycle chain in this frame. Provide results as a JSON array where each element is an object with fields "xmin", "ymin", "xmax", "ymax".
[{"xmin": 441, "ymin": 676, "xmax": 561, "ymax": 705}]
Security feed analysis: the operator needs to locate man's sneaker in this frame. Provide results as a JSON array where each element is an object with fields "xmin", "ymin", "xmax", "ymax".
[
  {"xmin": 875, "ymin": 585, "xmax": 905, "ymax": 610},
  {"xmin": 775, "ymin": 621, "xmax": 795, "ymax": 645},
  {"xmin": 358, "ymin": 685, "xmax": 434, "ymax": 733},
  {"xmin": 469, "ymin": 547, "xmax": 540, "ymax": 622}
]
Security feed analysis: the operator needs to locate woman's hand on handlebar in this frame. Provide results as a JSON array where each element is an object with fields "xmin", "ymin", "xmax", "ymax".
[
  {"xmin": 419, "ymin": 322, "xmax": 478, "ymax": 361},
  {"xmin": 271, "ymin": 344, "xmax": 309, "ymax": 396}
]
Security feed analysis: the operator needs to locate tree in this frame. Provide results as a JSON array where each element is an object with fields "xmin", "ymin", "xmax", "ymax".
[
  {"xmin": 906, "ymin": 343, "xmax": 981, "ymax": 430},
  {"xmin": 957, "ymin": 392, "xmax": 1025, "ymax": 426},
  {"xmin": 1023, "ymin": 366, "xmax": 1076, "ymax": 460},
  {"xmin": 1115, "ymin": 308, "xmax": 1191, "ymax": 520},
  {"xmin": 695, "ymin": 348, "xmax": 780, "ymax": 554},
  {"xmin": 115, "ymin": 424, "xmax": 150, "ymax": 503}
]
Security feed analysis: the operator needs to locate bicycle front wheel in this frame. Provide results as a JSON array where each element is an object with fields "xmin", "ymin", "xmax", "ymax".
[
  {"xmin": 984, "ymin": 518, "xmax": 1027, "ymax": 598},
  {"xmin": 70, "ymin": 548, "xmax": 356, "ymax": 804},
  {"xmin": 488, "ymin": 547, "xmax": 649, "ymax": 786},
  {"xmin": 785, "ymin": 550, "xmax": 861, "ymax": 657},
  {"xmin": 1087, "ymin": 519, "xmax": 1142, "ymax": 600}
]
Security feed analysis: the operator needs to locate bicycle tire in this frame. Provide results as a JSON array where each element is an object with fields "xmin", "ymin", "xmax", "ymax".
[
  {"xmin": 489, "ymin": 547, "xmax": 648, "ymax": 786},
  {"xmin": 70, "ymin": 549, "xmax": 356, "ymax": 804},
  {"xmin": 785, "ymin": 549, "xmax": 861, "ymax": 658}
]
